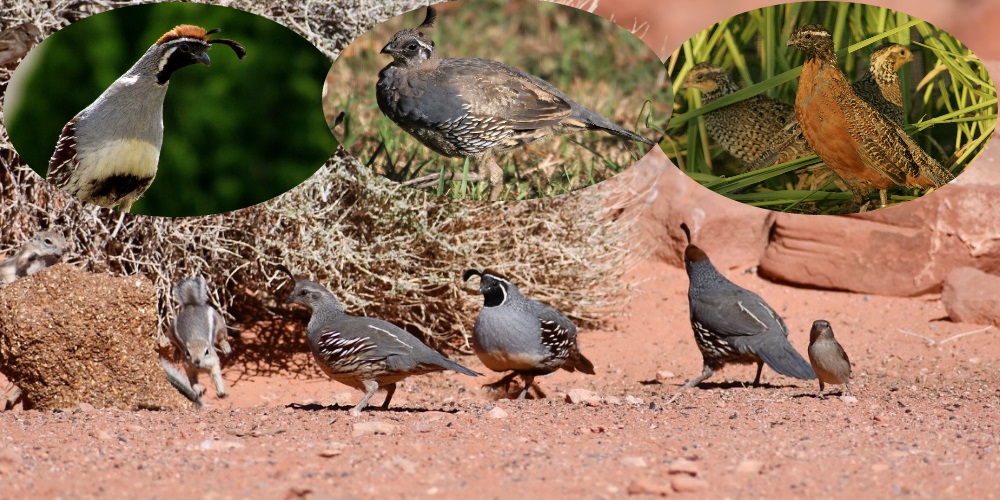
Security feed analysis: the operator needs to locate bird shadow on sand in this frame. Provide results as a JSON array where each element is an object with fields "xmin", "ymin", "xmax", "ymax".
[
  {"xmin": 286, "ymin": 402, "xmax": 461, "ymax": 415},
  {"xmin": 687, "ymin": 380, "xmax": 806, "ymax": 391}
]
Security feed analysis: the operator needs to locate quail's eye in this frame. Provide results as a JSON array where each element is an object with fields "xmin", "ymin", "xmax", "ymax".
[
  {"xmin": 44, "ymin": 238, "xmax": 53, "ymax": 244},
  {"xmin": 407, "ymin": 43, "xmax": 418, "ymax": 50},
  {"xmin": 696, "ymin": 74, "xmax": 705, "ymax": 81},
  {"xmin": 804, "ymin": 34, "xmax": 811, "ymax": 39},
  {"xmin": 180, "ymin": 45, "xmax": 191, "ymax": 53},
  {"xmin": 204, "ymin": 347, "xmax": 211, "ymax": 356}
]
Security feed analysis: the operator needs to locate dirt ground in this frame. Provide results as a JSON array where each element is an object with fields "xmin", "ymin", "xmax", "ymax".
[{"xmin": 1, "ymin": 256, "xmax": 998, "ymax": 498}]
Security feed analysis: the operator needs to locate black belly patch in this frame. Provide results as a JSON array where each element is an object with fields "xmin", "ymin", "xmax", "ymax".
[{"xmin": 90, "ymin": 174, "xmax": 154, "ymax": 200}]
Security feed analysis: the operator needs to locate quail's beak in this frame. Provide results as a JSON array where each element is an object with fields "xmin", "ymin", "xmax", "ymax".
[
  {"xmin": 380, "ymin": 43, "xmax": 395, "ymax": 55},
  {"xmin": 197, "ymin": 52, "xmax": 211, "ymax": 66}
]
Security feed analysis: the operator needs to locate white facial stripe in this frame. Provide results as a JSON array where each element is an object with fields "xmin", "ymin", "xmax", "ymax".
[
  {"xmin": 415, "ymin": 37, "xmax": 433, "ymax": 52},
  {"xmin": 158, "ymin": 46, "xmax": 176, "ymax": 73}
]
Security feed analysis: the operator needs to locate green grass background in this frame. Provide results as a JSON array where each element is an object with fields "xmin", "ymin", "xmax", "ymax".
[
  {"xmin": 326, "ymin": 0, "xmax": 670, "ymax": 201},
  {"xmin": 666, "ymin": 2, "xmax": 997, "ymax": 213}
]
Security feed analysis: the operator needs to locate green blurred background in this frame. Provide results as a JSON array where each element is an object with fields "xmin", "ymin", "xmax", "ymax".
[{"xmin": 5, "ymin": 2, "xmax": 337, "ymax": 217}]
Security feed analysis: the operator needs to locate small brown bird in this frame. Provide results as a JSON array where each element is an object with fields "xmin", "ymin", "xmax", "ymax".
[
  {"xmin": 0, "ymin": 22, "xmax": 42, "ymax": 67},
  {"xmin": 787, "ymin": 24, "xmax": 953, "ymax": 208},
  {"xmin": 680, "ymin": 62, "xmax": 811, "ymax": 170},
  {"xmin": 807, "ymin": 320, "xmax": 852, "ymax": 398},
  {"xmin": 853, "ymin": 43, "xmax": 914, "ymax": 126}
]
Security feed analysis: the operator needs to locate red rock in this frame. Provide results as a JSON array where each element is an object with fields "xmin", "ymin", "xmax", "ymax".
[
  {"xmin": 671, "ymin": 475, "xmax": 708, "ymax": 492},
  {"xmin": 627, "ymin": 478, "xmax": 671, "ymax": 496},
  {"xmin": 942, "ymin": 267, "xmax": 1000, "ymax": 325}
]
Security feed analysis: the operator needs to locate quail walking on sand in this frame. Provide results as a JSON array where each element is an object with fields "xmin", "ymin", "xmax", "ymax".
[
  {"xmin": 807, "ymin": 320, "xmax": 852, "ymax": 398},
  {"xmin": 463, "ymin": 269, "xmax": 594, "ymax": 399},
  {"xmin": 376, "ymin": 6, "xmax": 653, "ymax": 201},
  {"xmin": 671, "ymin": 223, "xmax": 815, "ymax": 401},
  {"xmin": 47, "ymin": 25, "xmax": 246, "ymax": 212},
  {"xmin": 786, "ymin": 24, "xmax": 953, "ymax": 208},
  {"xmin": 279, "ymin": 266, "xmax": 480, "ymax": 416}
]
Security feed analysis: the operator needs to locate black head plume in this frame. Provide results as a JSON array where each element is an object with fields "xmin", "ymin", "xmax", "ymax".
[
  {"xmin": 275, "ymin": 264, "xmax": 297, "ymax": 284},
  {"xmin": 680, "ymin": 223, "xmax": 692, "ymax": 244},
  {"xmin": 206, "ymin": 28, "xmax": 247, "ymax": 59},
  {"xmin": 419, "ymin": 6, "xmax": 437, "ymax": 29},
  {"xmin": 462, "ymin": 269, "xmax": 483, "ymax": 282}
]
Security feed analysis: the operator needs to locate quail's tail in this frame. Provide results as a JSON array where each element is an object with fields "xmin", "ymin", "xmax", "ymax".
[
  {"xmin": 437, "ymin": 356, "xmax": 482, "ymax": 377},
  {"xmin": 896, "ymin": 127, "xmax": 954, "ymax": 188},
  {"xmin": 563, "ymin": 349, "xmax": 596, "ymax": 375},
  {"xmin": 754, "ymin": 337, "xmax": 816, "ymax": 380},
  {"xmin": 160, "ymin": 356, "xmax": 203, "ymax": 408},
  {"xmin": 572, "ymin": 107, "xmax": 655, "ymax": 146}
]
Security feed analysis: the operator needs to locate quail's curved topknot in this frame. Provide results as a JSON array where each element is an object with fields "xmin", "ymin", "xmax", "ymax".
[
  {"xmin": 419, "ymin": 6, "xmax": 437, "ymax": 29},
  {"xmin": 156, "ymin": 25, "xmax": 246, "ymax": 60},
  {"xmin": 275, "ymin": 264, "xmax": 297, "ymax": 284}
]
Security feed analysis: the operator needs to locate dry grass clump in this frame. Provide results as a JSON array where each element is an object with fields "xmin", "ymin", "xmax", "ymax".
[{"xmin": 0, "ymin": 0, "xmax": 640, "ymax": 367}]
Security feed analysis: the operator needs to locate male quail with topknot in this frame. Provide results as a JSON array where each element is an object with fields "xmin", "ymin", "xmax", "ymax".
[
  {"xmin": 47, "ymin": 25, "xmax": 246, "ymax": 212},
  {"xmin": 376, "ymin": 6, "xmax": 653, "ymax": 200},
  {"xmin": 463, "ymin": 269, "xmax": 594, "ymax": 399},
  {"xmin": 807, "ymin": 320, "xmax": 852, "ymax": 398},
  {"xmin": 671, "ymin": 223, "xmax": 815, "ymax": 401},
  {"xmin": 786, "ymin": 24, "xmax": 953, "ymax": 208},
  {"xmin": 279, "ymin": 266, "xmax": 480, "ymax": 416}
]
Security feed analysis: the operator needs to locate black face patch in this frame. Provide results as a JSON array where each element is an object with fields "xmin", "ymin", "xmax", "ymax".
[
  {"xmin": 90, "ymin": 174, "xmax": 154, "ymax": 200},
  {"xmin": 157, "ymin": 40, "xmax": 210, "ymax": 84},
  {"xmin": 480, "ymin": 276, "xmax": 507, "ymax": 307}
]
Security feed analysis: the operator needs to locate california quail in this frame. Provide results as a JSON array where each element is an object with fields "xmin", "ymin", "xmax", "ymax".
[
  {"xmin": 46, "ymin": 25, "xmax": 246, "ymax": 212},
  {"xmin": 0, "ymin": 22, "xmax": 42, "ymax": 67},
  {"xmin": 852, "ymin": 43, "xmax": 913, "ymax": 126},
  {"xmin": 463, "ymin": 269, "xmax": 594, "ymax": 399},
  {"xmin": 807, "ymin": 320, "xmax": 852, "ymax": 398},
  {"xmin": 278, "ymin": 266, "xmax": 481, "ymax": 415},
  {"xmin": 0, "ymin": 230, "xmax": 67, "ymax": 285},
  {"xmin": 671, "ymin": 223, "xmax": 815, "ymax": 400},
  {"xmin": 787, "ymin": 24, "xmax": 953, "ymax": 208},
  {"xmin": 376, "ymin": 6, "xmax": 653, "ymax": 201},
  {"xmin": 680, "ymin": 62, "xmax": 811, "ymax": 170},
  {"xmin": 168, "ymin": 276, "xmax": 232, "ymax": 399}
]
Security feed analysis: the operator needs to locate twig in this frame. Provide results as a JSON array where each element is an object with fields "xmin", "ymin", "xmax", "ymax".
[
  {"xmin": 898, "ymin": 328, "xmax": 936, "ymax": 346},
  {"xmin": 939, "ymin": 325, "xmax": 993, "ymax": 344}
]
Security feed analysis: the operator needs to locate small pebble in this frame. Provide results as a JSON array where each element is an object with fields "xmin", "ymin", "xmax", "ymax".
[
  {"xmin": 352, "ymin": 421, "xmax": 397, "ymax": 437},
  {"xmin": 668, "ymin": 458, "xmax": 700, "ymax": 476},
  {"xmin": 620, "ymin": 456, "xmax": 648, "ymax": 468},
  {"xmin": 566, "ymin": 388, "xmax": 601, "ymax": 405},
  {"xmin": 671, "ymin": 475, "xmax": 708, "ymax": 492},
  {"xmin": 487, "ymin": 407, "xmax": 509, "ymax": 419},
  {"xmin": 627, "ymin": 478, "xmax": 671, "ymax": 496}
]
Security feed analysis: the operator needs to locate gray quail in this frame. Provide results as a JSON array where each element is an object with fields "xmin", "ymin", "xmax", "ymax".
[
  {"xmin": 0, "ymin": 230, "xmax": 67, "ymax": 285},
  {"xmin": 671, "ymin": 223, "xmax": 815, "ymax": 401},
  {"xmin": 463, "ymin": 269, "xmax": 594, "ymax": 399},
  {"xmin": 376, "ymin": 6, "xmax": 653, "ymax": 201},
  {"xmin": 46, "ymin": 25, "xmax": 246, "ymax": 212},
  {"xmin": 807, "ymin": 320, "xmax": 852, "ymax": 398},
  {"xmin": 279, "ymin": 266, "xmax": 481, "ymax": 415},
  {"xmin": 787, "ymin": 24, "xmax": 953, "ymax": 208},
  {"xmin": 680, "ymin": 62, "xmax": 811, "ymax": 170}
]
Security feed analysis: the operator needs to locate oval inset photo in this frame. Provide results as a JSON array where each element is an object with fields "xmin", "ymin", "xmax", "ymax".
[
  {"xmin": 326, "ymin": 0, "xmax": 669, "ymax": 201},
  {"xmin": 4, "ymin": 2, "xmax": 337, "ymax": 217},
  {"xmin": 666, "ymin": 2, "xmax": 996, "ymax": 214}
]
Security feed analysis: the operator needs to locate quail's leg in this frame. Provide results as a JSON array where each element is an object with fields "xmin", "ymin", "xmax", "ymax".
[
  {"xmin": 844, "ymin": 381, "xmax": 852, "ymax": 396},
  {"xmin": 351, "ymin": 380, "xmax": 380, "ymax": 416},
  {"xmin": 668, "ymin": 364, "xmax": 715, "ymax": 403},
  {"xmin": 816, "ymin": 380, "xmax": 826, "ymax": 399},
  {"xmin": 752, "ymin": 361, "xmax": 764, "ymax": 387},
  {"xmin": 483, "ymin": 372, "xmax": 520, "ymax": 395},
  {"xmin": 481, "ymin": 156, "xmax": 504, "ymax": 201},
  {"xmin": 3, "ymin": 384, "xmax": 22, "ymax": 411},
  {"xmin": 516, "ymin": 375, "xmax": 536, "ymax": 400},
  {"xmin": 381, "ymin": 383, "xmax": 397, "ymax": 410},
  {"xmin": 186, "ymin": 364, "xmax": 206, "ymax": 397},
  {"xmin": 209, "ymin": 363, "xmax": 228, "ymax": 399}
]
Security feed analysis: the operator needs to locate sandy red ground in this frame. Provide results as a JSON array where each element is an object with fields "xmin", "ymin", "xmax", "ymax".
[{"xmin": 2, "ymin": 258, "xmax": 998, "ymax": 497}]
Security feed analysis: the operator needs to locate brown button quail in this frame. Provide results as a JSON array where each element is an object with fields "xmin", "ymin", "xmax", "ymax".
[
  {"xmin": 679, "ymin": 62, "xmax": 811, "ymax": 171},
  {"xmin": 807, "ymin": 320, "xmax": 852, "ymax": 398},
  {"xmin": 786, "ymin": 24, "xmax": 954, "ymax": 208},
  {"xmin": 853, "ymin": 42, "xmax": 914, "ymax": 126},
  {"xmin": 376, "ymin": 6, "xmax": 653, "ymax": 201}
]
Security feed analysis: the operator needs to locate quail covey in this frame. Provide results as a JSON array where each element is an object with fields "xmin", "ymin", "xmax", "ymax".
[
  {"xmin": 0, "ymin": 22, "xmax": 42, "ymax": 67},
  {"xmin": 376, "ymin": 6, "xmax": 654, "ymax": 201},
  {"xmin": 672, "ymin": 223, "xmax": 815, "ymax": 400},
  {"xmin": 46, "ymin": 25, "xmax": 246, "ymax": 213},
  {"xmin": 786, "ymin": 24, "xmax": 953, "ymax": 208},
  {"xmin": 807, "ymin": 320, "xmax": 852, "ymax": 398},
  {"xmin": 279, "ymin": 266, "xmax": 480, "ymax": 416},
  {"xmin": 463, "ymin": 269, "xmax": 594, "ymax": 399}
]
